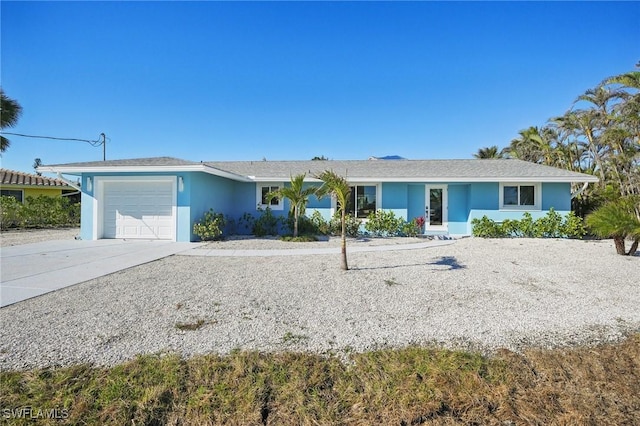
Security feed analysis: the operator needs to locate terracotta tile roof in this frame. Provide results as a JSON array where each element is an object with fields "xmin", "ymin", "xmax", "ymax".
[{"xmin": 0, "ymin": 169, "xmax": 71, "ymax": 187}]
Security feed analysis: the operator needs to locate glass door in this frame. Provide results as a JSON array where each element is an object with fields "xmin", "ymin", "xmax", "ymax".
[{"xmin": 425, "ymin": 185, "xmax": 448, "ymax": 231}]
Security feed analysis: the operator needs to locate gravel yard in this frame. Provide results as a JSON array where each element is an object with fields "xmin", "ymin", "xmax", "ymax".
[
  {"xmin": 1, "ymin": 235, "xmax": 638, "ymax": 370},
  {"xmin": 0, "ymin": 228, "xmax": 80, "ymax": 247}
]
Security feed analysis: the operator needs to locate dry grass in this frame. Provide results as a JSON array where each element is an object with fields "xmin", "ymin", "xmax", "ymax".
[{"xmin": 1, "ymin": 334, "xmax": 639, "ymax": 425}]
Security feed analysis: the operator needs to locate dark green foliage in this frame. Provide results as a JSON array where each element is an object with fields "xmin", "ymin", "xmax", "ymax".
[
  {"xmin": 329, "ymin": 212, "xmax": 361, "ymax": 237},
  {"xmin": 0, "ymin": 195, "xmax": 80, "ymax": 230},
  {"xmin": 253, "ymin": 207, "xmax": 280, "ymax": 237},
  {"xmin": 471, "ymin": 209, "xmax": 586, "ymax": 239},
  {"xmin": 193, "ymin": 209, "xmax": 226, "ymax": 241},
  {"xmin": 309, "ymin": 210, "xmax": 331, "ymax": 235},
  {"xmin": 471, "ymin": 216, "xmax": 507, "ymax": 238},
  {"xmin": 364, "ymin": 209, "xmax": 404, "ymax": 236},
  {"xmin": 283, "ymin": 212, "xmax": 318, "ymax": 236},
  {"xmin": 586, "ymin": 196, "xmax": 640, "ymax": 255}
]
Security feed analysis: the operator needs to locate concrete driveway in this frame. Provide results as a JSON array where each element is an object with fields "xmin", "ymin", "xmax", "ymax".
[{"xmin": 0, "ymin": 239, "xmax": 199, "ymax": 307}]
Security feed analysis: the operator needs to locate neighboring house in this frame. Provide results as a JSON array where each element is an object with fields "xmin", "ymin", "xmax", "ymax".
[
  {"xmin": 38, "ymin": 157, "xmax": 599, "ymax": 242},
  {"xmin": 0, "ymin": 168, "xmax": 77, "ymax": 202}
]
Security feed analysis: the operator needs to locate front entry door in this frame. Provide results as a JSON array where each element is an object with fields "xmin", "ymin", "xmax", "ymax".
[{"xmin": 425, "ymin": 185, "xmax": 448, "ymax": 232}]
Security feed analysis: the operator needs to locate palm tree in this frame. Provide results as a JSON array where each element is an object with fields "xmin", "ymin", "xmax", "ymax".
[
  {"xmin": 315, "ymin": 170, "xmax": 352, "ymax": 270},
  {"xmin": 586, "ymin": 196, "xmax": 640, "ymax": 255},
  {"xmin": 266, "ymin": 173, "xmax": 318, "ymax": 238},
  {"xmin": 508, "ymin": 126, "xmax": 548, "ymax": 163},
  {"xmin": 0, "ymin": 89, "xmax": 23, "ymax": 153},
  {"xmin": 473, "ymin": 145, "xmax": 506, "ymax": 159}
]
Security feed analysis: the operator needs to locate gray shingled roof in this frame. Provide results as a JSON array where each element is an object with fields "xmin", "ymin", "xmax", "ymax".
[
  {"xmin": 42, "ymin": 157, "xmax": 199, "ymax": 168},
  {"xmin": 39, "ymin": 157, "xmax": 599, "ymax": 183},
  {"xmin": 0, "ymin": 169, "xmax": 71, "ymax": 187},
  {"xmin": 206, "ymin": 159, "xmax": 599, "ymax": 182}
]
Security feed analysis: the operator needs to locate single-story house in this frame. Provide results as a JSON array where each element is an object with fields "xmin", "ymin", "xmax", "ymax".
[
  {"xmin": 38, "ymin": 157, "xmax": 599, "ymax": 242},
  {"xmin": 0, "ymin": 168, "xmax": 77, "ymax": 202}
]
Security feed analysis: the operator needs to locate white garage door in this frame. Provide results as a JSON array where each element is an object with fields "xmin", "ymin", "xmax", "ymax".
[{"xmin": 102, "ymin": 180, "xmax": 175, "ymax": 240}]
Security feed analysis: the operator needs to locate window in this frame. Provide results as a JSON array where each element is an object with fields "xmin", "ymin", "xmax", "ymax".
[
  {"xmin": 1, "ymin": 189, "xmax": 23, "ymax": 203},
  {"xmin": 345, "ymin": 185, "xmax": 377, "ymax": 218},
  {"xmin": 256, "ymin": 184, "xmax": 283, "ymax": 210},
  {"xmin": 500, "ymin": 183, "xmax": 540, "ymax": 210}
]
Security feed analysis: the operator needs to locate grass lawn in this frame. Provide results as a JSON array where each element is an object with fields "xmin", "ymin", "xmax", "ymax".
[{"xmin": 1, "ymin": 333, "xmax": 639, "ymax": 425}]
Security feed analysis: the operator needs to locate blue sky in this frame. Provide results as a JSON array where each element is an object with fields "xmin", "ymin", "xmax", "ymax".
[{"xmin": 1, "ymin": 1, "xmax": 638, "ymax": 173}]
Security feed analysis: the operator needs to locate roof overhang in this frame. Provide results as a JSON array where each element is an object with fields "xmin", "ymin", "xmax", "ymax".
[
  {"xmin": 250, "ymin": 176, "xmax": 600, "ymax": 183},
  {"xmin": 36, "ymin": 164, "xmax": 254, "ymax": 183}
]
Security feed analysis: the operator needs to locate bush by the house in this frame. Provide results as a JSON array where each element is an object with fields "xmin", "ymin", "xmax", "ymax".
[
  {"xmin": 401, "ymin": 217, "xmax": 424, "ymax": 237},
  {"xmin": 283, "ymin": 213, "xmax": 319, "ymax": 236},
  {"xmin": 364, "ymin": 209, "xmax": 404, "ymax": 237},
  {"xmin": 471, "ymin": 209, "xmax": 585, "ymax": 239},
  {"xmin": 329, "ymin": 212, "xmax": 362, "ymax": 237},
  {"xmin": 309, "ymin": 210, "xmax": 332, "ymax": 235},
  {"xmin": 0, "ymin": 195, "xmax": 80, "ymax": 230},
  {"xmin": 253, "ymin": 207, "xmax": 280, "ymax": 237},
  {"xmin": 193, "ymin": 209, "xmax": 226, "ymax": 241}
]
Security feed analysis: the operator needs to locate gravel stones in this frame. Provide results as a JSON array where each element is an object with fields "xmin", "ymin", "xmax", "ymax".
[{"xmin": 1, "ymin": 237, "xmax": 638, "ymax": 370}]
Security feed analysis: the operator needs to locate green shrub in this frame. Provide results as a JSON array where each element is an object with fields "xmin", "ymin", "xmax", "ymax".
[
  {"xmin": 400, "ymin": 218, "xmax": 422, "ymax": 237},
  {"xmin": 561, "ymin": 211, "xmax": 586, "ymax": 238},
  {"xmin": 471, "ymin": 216, "xmax": 506, "ymax": 238},
  {"xmin": 471, "ymin": 210, "xmax": 586, "ymax": 239},
  {"xmin": 329, "ymin": 212, "xmax": 361, "ymax": 237},
  {"xmin": 0, "ymin": 195, "xmax": 22, "ymax": 229},
  {"xmin": 253, "ymin": 207, "xmax": 280, "ymax": 237},
  {"xmin": 283, "ymin": 213, "xmax": 319, "ymax": 236},
  {"xmin": 519, "ymin": 212, "xmax": 537, "ymax": 237},
  {"xmin": 309, "ymin": 210, "xmax": 331, "ymax": 235},
  {"xmin": 365, "ymin": 209, "xmax": 404, "ymax": 237},
  {"xmin": 0, "ymin": 195, "xmax": 80, "ymax": 230},
  {"xmin": 193, "ymin": 209, "xmax": 226, "ymax": 241}
]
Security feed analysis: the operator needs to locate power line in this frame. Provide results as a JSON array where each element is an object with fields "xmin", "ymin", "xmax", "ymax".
[{"xmin": 0, "ymin": 131, "xmax": 107, "ymax": 160}]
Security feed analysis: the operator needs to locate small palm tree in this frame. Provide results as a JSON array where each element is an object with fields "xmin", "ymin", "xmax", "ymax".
[
  {"xmin": 266, "ymin": 173, "xmax": 318, "ymax": 238},
  {"xmin": 315, "ymin": 170, "xmax": 352, "ymax": 270},
  {"xmin": 586, "ymin": 196, "xmax": 640, "ymax": 255},
  {"xmin": 0, "ymin": 89, "xmax": 23, "ymax": 153}
]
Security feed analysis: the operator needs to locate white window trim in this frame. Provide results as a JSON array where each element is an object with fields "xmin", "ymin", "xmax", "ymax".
[
  {"xmin": 1, "ymin": 189, "xmax": 25, "ymax": 203},
  {"xmin": 256, "ymin": 183, "xmax": 284, "ymax": 211},
  {"xmin": 499, "ymin": 182, "xmax": 541, "ymax": 211},
  {"xmin": 330, "ymin": 183, "xmax": 381, "ymax": 219}
]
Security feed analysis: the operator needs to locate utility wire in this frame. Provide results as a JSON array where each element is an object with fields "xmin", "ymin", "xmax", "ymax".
[{"xmin": 0, "ymin": 131, "xmax": 105, "ymax": 147}]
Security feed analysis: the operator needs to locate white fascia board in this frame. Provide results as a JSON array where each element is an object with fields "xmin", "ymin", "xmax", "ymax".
[
  {"xmin": 250, "ymin": 176, "xmax": 324, "ymax": 183},
  {"xmin": 37, "ymin": 164, "xmax": 253, "ymax": 182},
  {"xmin": 249, "ymin": 176, "xmax": 599, "ymax": 183}
]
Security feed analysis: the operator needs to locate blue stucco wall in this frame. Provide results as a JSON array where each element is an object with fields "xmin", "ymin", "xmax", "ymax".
[
  {"xmin": 542, "ymin": 182, "xmax": 571, "ymax": 210},
  {"xmin": 77, "ymin": 170, "xmax": 575, "ymax": 241},
  {"xmin": 381, "ymin": 182, "xmax": 408, "ymax": 219},
  {"xmin": 407, "ymin": 185, "xmax": 425, "ymax": 222}
]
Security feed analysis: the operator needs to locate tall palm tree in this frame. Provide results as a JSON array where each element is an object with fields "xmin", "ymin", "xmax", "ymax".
[
  {"xmin": 473, "ymin": 145, "xmax": 506, "ymax": 159},
  {"xmin": 266, "ymin": 173, "xmax": 318, "ymax": 237},
  {"xmin": 0, "ymin": 89, "xmax": 23, "ymax": 153},
  {"xmin": 315, "ymin": 170, "xmax": 352, "ymax": 270},
  {"xmin": 508, "ymin": 126, "xmax": 548, "ymax": 163}
]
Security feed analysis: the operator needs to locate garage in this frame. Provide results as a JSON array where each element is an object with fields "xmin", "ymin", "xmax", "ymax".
[{"xmin": 100, "ymin": 178, "xmax": 176, "ymax": 240}]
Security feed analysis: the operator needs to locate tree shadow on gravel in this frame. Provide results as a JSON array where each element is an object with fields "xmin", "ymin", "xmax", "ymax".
[
  {"xmin": 351, "ymin": 256, "xmax": 466, "ymax": 271},
  {"xmin": 426, "ymin": 256, "xmax": 466, "ymax": 270},
  {"xmin": 351, "ymin": 262, "xmax": 427, "ymax": 271}
]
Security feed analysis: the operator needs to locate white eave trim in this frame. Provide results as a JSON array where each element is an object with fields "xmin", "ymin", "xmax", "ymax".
[
  {"xmin": 37, "ymin": 164, "xmax": 253, "ymax": 182},
  {"xmin": 37, "ymin": 165, "xmax": 599, "ymax": 184},
  {"xmin": 252, "ymin": 176, "xmax": 599, "ymax": 183}
]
